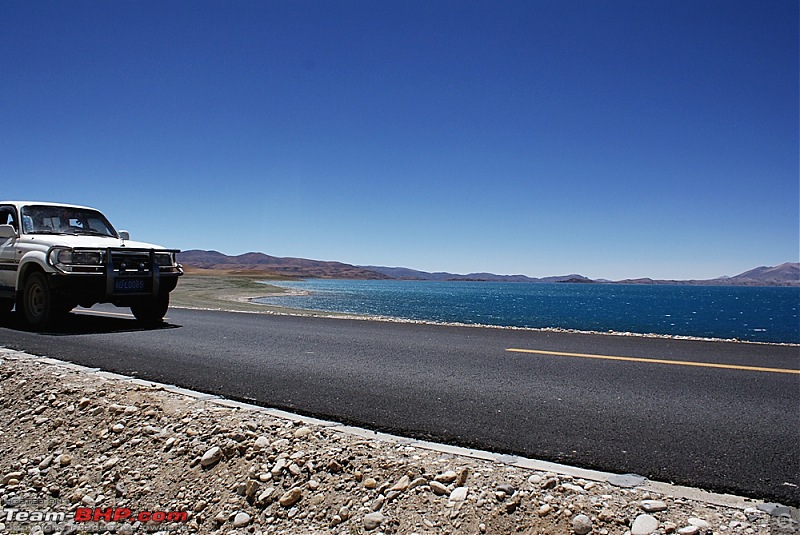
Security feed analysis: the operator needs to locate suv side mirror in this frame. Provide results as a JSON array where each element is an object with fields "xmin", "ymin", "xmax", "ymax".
[
  {"xmin": 119, "ymin": 230, "xmax": 130, "ymax": 241},
  {"xmin": 0, "ymin": 224, "xmax": 18, "ymax": 239}
]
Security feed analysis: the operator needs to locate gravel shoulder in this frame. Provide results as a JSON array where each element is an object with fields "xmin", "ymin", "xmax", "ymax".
[{"xmin": 1, "ymin": 349, "xmax": 787, "ymax": 535}]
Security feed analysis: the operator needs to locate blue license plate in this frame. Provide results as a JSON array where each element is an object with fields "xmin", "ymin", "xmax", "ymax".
[{"xmin": 114, "ymin": 278, "xmax": 146, "ymax": 292}]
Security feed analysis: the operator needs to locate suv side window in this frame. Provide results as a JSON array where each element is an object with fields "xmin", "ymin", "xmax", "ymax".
[{"xmin": 0, "ymin": 206, "xmax": 18, "ymax": 231}]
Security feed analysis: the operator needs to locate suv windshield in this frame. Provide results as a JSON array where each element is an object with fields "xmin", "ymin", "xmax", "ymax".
[{"xmin": 21, "ymin": 205, "xmax": 118, "ymax": 237}]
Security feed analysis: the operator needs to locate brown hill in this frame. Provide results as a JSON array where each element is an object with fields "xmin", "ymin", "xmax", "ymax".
[
  {"xmin": 730, "ymin": 262, "xmax": 800, "ymax": 284},
  {"xmin": 178, "ymin": 250, "xmax": 389, "ymax": 280}
]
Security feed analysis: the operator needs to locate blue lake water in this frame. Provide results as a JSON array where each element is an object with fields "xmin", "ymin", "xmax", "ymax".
[{"xmin": 254, "ymin": 280, "xmax": 800, "ymax": 344}]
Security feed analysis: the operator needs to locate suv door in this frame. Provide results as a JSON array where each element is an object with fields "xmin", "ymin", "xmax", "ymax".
[{"xmin": 0, "ymin": 205, "xmax": 20, "ymax": 296}]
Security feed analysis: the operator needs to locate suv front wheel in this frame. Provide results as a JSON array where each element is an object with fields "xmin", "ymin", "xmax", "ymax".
[
  {"xmin": 22, "ymin": 272, "xmax": 58, "ymax": 329},
  {"xmin": 130, "ymin": 293, "xmax": 170, "ymax": 325}
]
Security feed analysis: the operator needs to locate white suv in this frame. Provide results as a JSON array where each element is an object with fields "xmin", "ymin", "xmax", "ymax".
[{"xmin": 0, "ymin": 201, "xmax": 183, "ymax": 329}]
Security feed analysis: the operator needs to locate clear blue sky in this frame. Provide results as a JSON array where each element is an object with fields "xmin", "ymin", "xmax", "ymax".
[{"xmin": 2, "ymin": 0, "xmax": 797, "ymax": 280}]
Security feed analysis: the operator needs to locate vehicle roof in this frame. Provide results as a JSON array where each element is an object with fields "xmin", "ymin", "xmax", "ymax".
[{"xmin": 0, "ymin": 201, "xmax": 100, "ymax": 211}]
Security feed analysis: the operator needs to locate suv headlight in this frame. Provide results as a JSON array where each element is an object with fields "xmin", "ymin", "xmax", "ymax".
[
  {"xmin": 49, "ymin": 247, "xmax": 104, "ymax": 272},
  {"xmin": 154, "ymin": 252, "xmax": 176, "ymax": 267}
]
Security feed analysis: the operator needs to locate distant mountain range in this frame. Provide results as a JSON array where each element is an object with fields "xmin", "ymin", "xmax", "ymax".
[
  {"xmin": 178, "ymin": 250, "xmax": 799, "ymax": 286},
  {"xmin": 177, "ymin": 250, "xmax": 388, "ymax": 279},
  {"xmin": 360, "ymin": 265, "xmax": 594, "ymax": 283}
]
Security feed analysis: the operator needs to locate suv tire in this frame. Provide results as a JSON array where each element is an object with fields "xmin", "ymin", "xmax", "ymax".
[
  {"xmin": 130, "ymin": 293, "xmax": 170, "ymax": 325},
  {"xmin": 22, "ymin": 272, "xmax": 57, "ymax": 329}
]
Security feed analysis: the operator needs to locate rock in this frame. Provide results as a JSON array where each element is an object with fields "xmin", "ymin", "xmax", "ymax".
[
  {"xmin": 254, "ymin": 436, "xmax": 270, "ymax": 449},
  {"xmin": 245, "ymin": 479, "xmax": 261, "ymax": 499},
  {"xmin": 293, "ymin": 426, "xmax": 312, "ymax": 438},
  {"xmin": 677, "ymin": 527, "xmax": 699, "ymax": 535},
  {"xmin": 640, "ymin": 499, "xmax": 668, "ymax": 513},
  {"xmin": 561, "ymin": 483, "xmax": 586, "ymax": 493},
  {"xmin": 409, "ymin": 477, "xmax": 427, "ymax": 490},
  {"xmin": 200, "ymin": 446, "xmax": 222, "ymax": 468},
  {"xmin": 688, "ymin": 518, "xmax": 711, "ymax": 530},
  {"xmin": 56, "ymin": 454, "xmax": 72, "ymax": 466},
  {"xmin": 496, "ymin": 483, "xmax": 515, "ymax": 495},
  {"xmin": 111, "ymin": 423, "xmax": 125, "ymax": 433},
  {"xmin": 607, "ymin": 473, "xmax": 646, "ymax": 488},
  {"xmin": 456, "ymin": 467, "xmax": 469, "ymax": 486},
  {"xmin": 257, "ymin": 487, "xmax": 276, "ymax": 505},
  {"xmin": 538, "ymin": 504, "xmax": 552, "ymax": 516},
  {"xmin": 430, "ymin": 481, "xmax": 449, "ymax": 495},
  {"xmin": 572, "ymin": 514, "xmax": 593, "ymax": 535},
  {"xmin": 278, "ymin": 487, "xmax": 302, "ymax": 507},
  {"xmin": 214, "ymin": 511, "xmax": 227, "ymax": 525},
  {"xmin": 2, "ymin": 471, "xmax": 24, "ymax": 485},
  {"xmin": 631, "ymin": 514, "xmax": 659, "ymax": 535},
  {"xmin": 271, "ymin": 457, "xmax": 287, "ymax": 476},
  {"xmin": 327, "ymin": 459, "xmax": 343, "ymax": 473},
  {"xmin": 389, "ymin": 475, "xmax": 410, "ymax": 493},
  {"xmin": 542, "ymin": 477, "xmax": 558, "ymax": 489},
  {"xmin": 364, "ymin": 477, "xmax": 378, "ymax": 489},
  {"xmin": 435, "ymin": 470, "xmax": 457, "ymax": 484},
  {"xmin": 363, "ymin": 512, "xmax": 385, "ymax": 531},
  {"xmin": 449, "ymin": 486, "xmax": 468, "ymax": 502},
  {"xmin": 232, "ymin": 512, "xmax": 251, "ymax": 528}
]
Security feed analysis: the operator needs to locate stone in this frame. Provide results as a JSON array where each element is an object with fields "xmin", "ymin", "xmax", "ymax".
[
  {"xmin": 409, "ymin": 477, "xmax": 427, "ymax": 490},
  {"xmin": 430, "ymin": 481, "xmax": 449, "ymax": 495},
  {"xmin": 435, "ymin": 470, "xmax": 457, "ymax": 484},
  {"xmin": 254, "ymin": 436, "xmax": 270, "ymax": 449},
  {"xmin": 278, "ymin": 487, "xmax": 302, "ymax": 507},
  {"xmin": 293, "ymin": 426, "xmax": 312, "ymax": 438},
  {"xmin": 389, "ymin": 475, "xmax": 410, "ymax": 493},
  {"xmin": 572, "ymin": 514, "xmax": 593, "ymax": 535},
  {"xmin": 496, "ymin": 483, "xmax": 515, "ymax": 495},
  {"xmin": 327, "ymin": 459, "xmax": 343, "ymax": 473},
  {"xmin": 688, "ymin": 518, "xmax": 711, "ymax": 530},
  {"xmin": 607, "ymin": 473, "xmax": 646, "ymax": 488},
  {"xmin": 363, "ymin": 512, "xmax": 385, "ymax": 531},
  {"xmin": 2, "ymin": 472, "xmax": 24, "ymax": 485},
  {"xmin": 640, "ymin": 500, "xmax": 668, "ymax": 513},
  {"xmin": 456, "ymin": 467, "xmax": 469, "ymax": 486},
  {"xmin": 631, "ymin": 514, "xmax": 659, "ymax": 535},
  {"xmin": 200, "ymin": 446, "xmax": 222, "ymax": 468},
  {"xmin": 232, "ymin": 512, "xmax": 251, "ymax": 528},
  {"xmin": 449, "ymin": 486, "xmax": 468, "ymax": 502},
  {"xmin": 538, "ymin": 504, "xmax": 552, "ymax": 516},
  {"xmin": 677, "ymin": 527, "xmax": 699, "ymax": 535},
  {"xmin": 363, "ymin": 477, "xmax": 378, "ymax": 489}
]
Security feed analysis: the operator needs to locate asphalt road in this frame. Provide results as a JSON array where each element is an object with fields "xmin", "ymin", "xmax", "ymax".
[{"xmin": 1, "ymin": 306, "xmax": 798, "ymax": 505}]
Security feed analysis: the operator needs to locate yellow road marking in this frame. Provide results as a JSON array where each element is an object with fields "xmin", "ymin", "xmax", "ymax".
[{"xmin": 505, "ymin": 348, "xmax": 800, "ymax": 375}]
